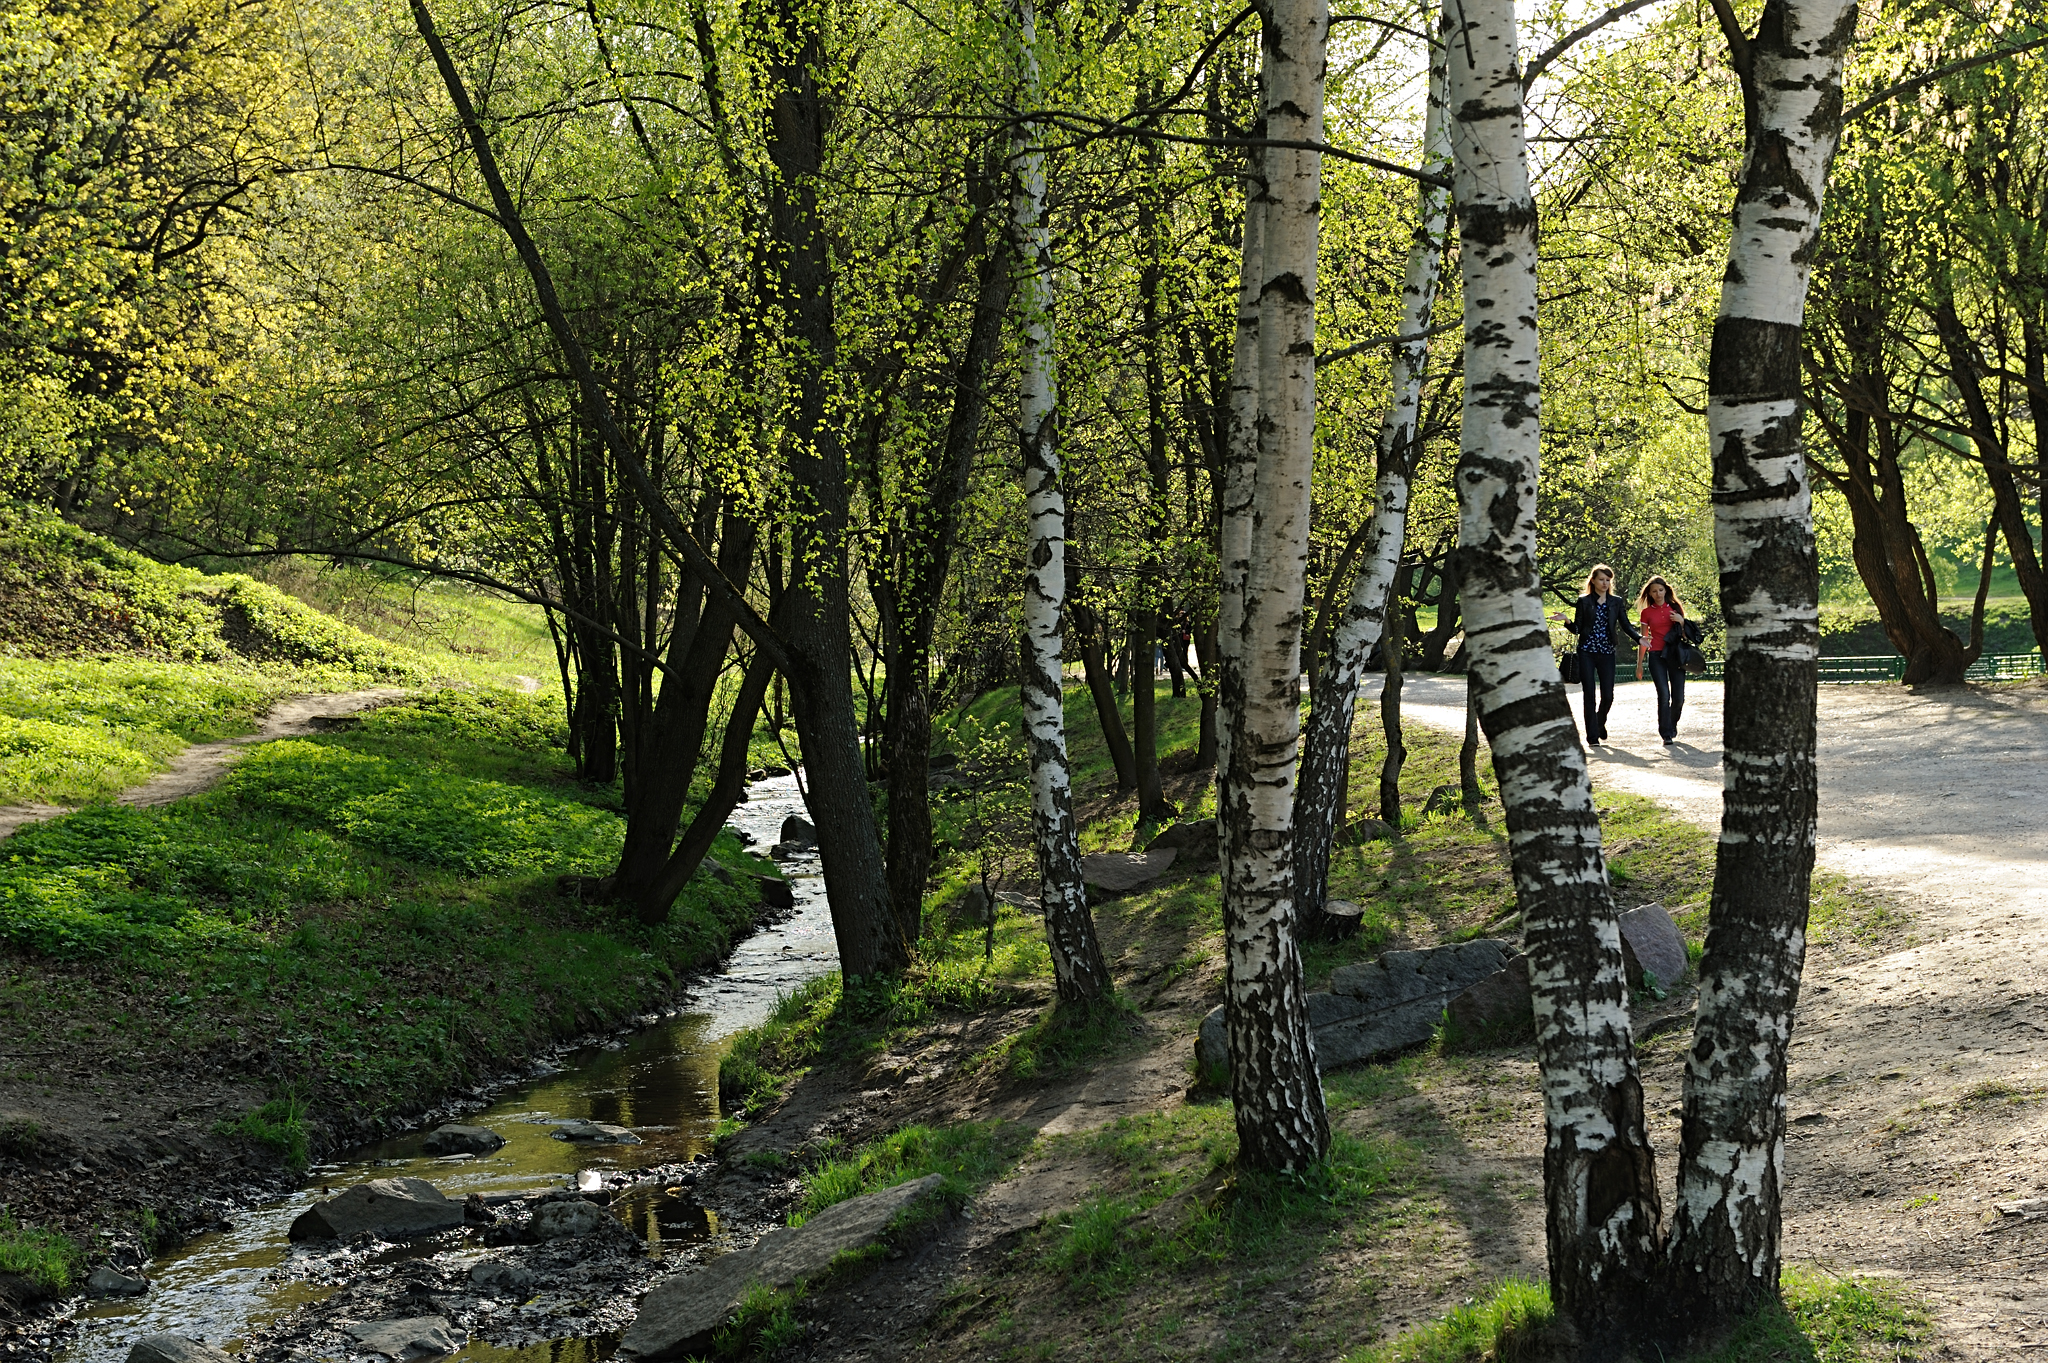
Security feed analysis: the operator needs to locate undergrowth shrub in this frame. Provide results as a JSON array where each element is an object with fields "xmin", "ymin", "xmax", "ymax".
[{"xmin": 0, "ymin": 1214, "xmax": 83, "ymax": 1292}]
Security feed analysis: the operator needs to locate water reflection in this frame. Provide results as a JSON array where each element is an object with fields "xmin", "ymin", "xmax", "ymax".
[{"xmin": 62, "ymin": 773, "xmax": 834, "ymax": 1363}]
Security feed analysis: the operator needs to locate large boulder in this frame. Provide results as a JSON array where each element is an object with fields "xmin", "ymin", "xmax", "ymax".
[
  {"xmin": 1446, "ymin": 953, "xmax": 1534, "ymax": 1043},
  {"xmin": 345, "ymin": 1317, "xmax": 466, "ymax": 1361},
  {"xmin": 85, "ymin": 1265, "xmax": 149, "ymax": 1297},
  {"xmin": 778, "ymin": 815, "xmax": 817, "ymax": 849},
  {"xmin": 530, "ymin": 1198, "xmax": 621, "ymax": 1240},
  {"xmin": 1079, "ymin": 848, "xmax": 1178, "ymax": 896},
  {"xmin": 622, "ymin": 1175, "xmax": 945, "ymax": 1361},
  {"xmin": 1618, "ymin": 903, "xmax": 1688, "ymax": 991},
  {"xmin": 422, "ymin": 1123, "xmax": 503, "ymax": 1156},
  {"xmin": 287, "ymin": 1177, "xmax": 463, "ymax": 1242},
  {"xmin": 1145, "ymin": 821, "xmax": 1218, "ymax": 861},
  {"xmin": 1197, "ymin": 938, "xmax": 1515, "ymax": 1079},
  {"xmin": 127, "ymin": 1338, "xmax": 233, "ymax": 1363}
]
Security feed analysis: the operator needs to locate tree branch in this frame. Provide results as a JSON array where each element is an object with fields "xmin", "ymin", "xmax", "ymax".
[
  {"xmin": 1842, "ymin": 33, "xmax": 2048, "ymax": 124},
  {"xmin": 1521, "ymin": 0, "xmax": 1671, "ymax": 89}
]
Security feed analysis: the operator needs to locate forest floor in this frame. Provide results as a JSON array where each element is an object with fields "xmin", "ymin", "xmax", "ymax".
[{"xmin": 710, "ymin": 677, "xmax": 2048, "ymax": 1363}]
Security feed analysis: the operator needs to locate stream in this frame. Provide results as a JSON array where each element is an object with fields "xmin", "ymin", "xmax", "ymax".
[{"xmin": 60, "ymin": 774, "xmax": 833, "ymax": 1363}]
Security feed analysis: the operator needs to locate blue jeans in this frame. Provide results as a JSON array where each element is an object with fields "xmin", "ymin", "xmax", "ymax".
[
  {"xmin": 1579, "ymin": 650, "xmax": 1616, "ymax": 741},
  {"xmin": 1649, "ymin": 650, "xmax": 1686, "ymax": 741}
]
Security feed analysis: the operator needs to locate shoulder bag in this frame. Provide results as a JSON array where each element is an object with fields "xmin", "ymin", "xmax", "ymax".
[{"xmin": 1560, "ymin": 650, "xmax": 1583, "ymax": 684}]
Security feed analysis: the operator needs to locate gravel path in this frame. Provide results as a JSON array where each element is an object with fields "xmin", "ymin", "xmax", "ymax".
[
  {"xmin": 0, "ymin": 688, "xmax": 406, "ymax": 841},
  {"xmin": 1370, "ymin": 672, "xmax": 2048, "ymax": 1356}
]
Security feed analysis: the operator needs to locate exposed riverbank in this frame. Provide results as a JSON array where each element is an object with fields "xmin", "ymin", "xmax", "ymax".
[{"xmin": 0, "ymin": 691, "xmax": 790, "ymax": 1344}]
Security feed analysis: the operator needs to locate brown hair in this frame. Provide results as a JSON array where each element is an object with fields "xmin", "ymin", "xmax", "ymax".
[
  {"xmin": 1582, "ymin": 564, "xmax": 1617, "ymax": 597},
  {"xmin": 1636, "ymin": 575, "xmax": 1684, "ymax": 612}
]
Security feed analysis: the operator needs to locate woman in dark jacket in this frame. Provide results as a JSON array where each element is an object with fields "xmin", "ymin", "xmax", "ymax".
[{"xmin": 1551, "ymin": 564, "xmax": 1638, "ymax": 744}]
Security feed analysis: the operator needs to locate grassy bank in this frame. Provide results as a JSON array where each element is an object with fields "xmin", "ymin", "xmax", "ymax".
[{"xmin": 1, "ymin": 688, "xmax": 779, "ymax": 1159}]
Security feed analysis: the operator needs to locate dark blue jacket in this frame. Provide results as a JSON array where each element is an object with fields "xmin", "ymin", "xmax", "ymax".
[{"xmin": 1564, "ymin": 593, "xmax": 1640, "ymax": 653}]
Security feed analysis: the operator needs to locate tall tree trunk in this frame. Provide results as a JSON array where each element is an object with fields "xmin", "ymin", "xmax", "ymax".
[
  {"xmin": 1130, "ymin": 123, "xmax": 1174, "ymax": 820},
  {"xmin": 1068, "ymin": 587, "xmax": 1139, "ymax": 789},
  {"xmin": 1667, "ymin": 0, "xmax": 1853, "ymax": 1330},
  {"xmin": 1377, "ymin": 602, "xmax": 1405, "ymax": 824},
  {"xmin": 1012, "ymin": 0, "xmax": 1109, "ymax": 1005},
  {"xmin": 1293, "ymin": 13, "xmax": 1451, "ymax": 929},
  {"xmin": 639, "ymin": 651, "xmax": 777, "ymax": 917},
  {"xmin": 1219, "ymin": 0, "xmax": 1330, "ymax": 1174},
  {"xmin": 1444, "ymin": 0, "xmax": 1660, "ymax": 1343},
  {"xmin": 1934, "ymin": 297, "xmax": 2048, "ymax": 657},
  {"xmin": 883, "ymin": 240, "xmax": 1015, "ymax": 944},
  {"xmin": 1458, "ymin": 668, "xmax": 1482, "ymax": 804}
]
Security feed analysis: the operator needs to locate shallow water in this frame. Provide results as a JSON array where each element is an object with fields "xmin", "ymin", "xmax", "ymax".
[{"xmin": 62, "ymin": 774, "xmax": 833, "ymax": 1363}]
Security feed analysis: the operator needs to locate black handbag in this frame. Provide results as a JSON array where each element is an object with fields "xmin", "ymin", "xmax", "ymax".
[
  {"xmin": 1679, "ymin": 619, "xmax": 1707, "ymax": 675},
  {"xmin": 1560, "ymin": 651, "xmax": 1583, "ymax": 684}
]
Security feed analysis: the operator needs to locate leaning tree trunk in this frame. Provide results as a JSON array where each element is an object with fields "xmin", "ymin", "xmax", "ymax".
[
  {"xmin": 758, "ymin": 0, "xmax": 908, "ymax": 980},
  {"xmin": 1667, "ymin": 0, "xmax": 1853, "ymax": 1328},
  {"xmin": 1444, "ymin": 0, "xmax": 1660, "ymax": 1344},
  {"xmin": 1219, "ymin": 0, "xmax": 1330, "ymax": 1174},
  {"xmin": 1293, "ymin": 13, "xmax": 1451, "ymax": 930},
  {"xmin": 1012, "ymin": 0, "xmax": 1109, "ymax": 1004},
  {"xmin": 1377, "ymin": 603, "xmax": 1405, "ymax": 824}
]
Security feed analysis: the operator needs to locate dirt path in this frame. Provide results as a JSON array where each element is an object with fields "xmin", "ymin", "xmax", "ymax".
[
  {"xmin": 1368, "ymin": 672, "xmax": 2048, "ymax": 1357},
  {"xmin": 0, "ymin": 688, "xmax": 406, "ymax": 841}
]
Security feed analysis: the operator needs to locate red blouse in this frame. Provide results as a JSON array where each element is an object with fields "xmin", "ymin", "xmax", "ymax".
[{"xmin": 1640, "ymin": 603, "xmax": 1682, "ymax": 653}]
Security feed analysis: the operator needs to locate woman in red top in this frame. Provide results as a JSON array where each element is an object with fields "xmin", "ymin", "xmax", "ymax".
[{"xmin": 1635, "ymin": 575, "xmax": 1688, "ymax": 744}]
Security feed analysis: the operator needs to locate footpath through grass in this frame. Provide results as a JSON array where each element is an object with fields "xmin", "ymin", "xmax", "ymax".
[{"xmin": 0, "ymin": 689, "xmax": 780, "ymax": 1155}]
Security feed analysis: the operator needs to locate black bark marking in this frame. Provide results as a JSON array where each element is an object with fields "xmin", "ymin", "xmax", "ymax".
[{"xmin": 1708, "ymin": 317, "xmax": 1802, "ymax": 401}]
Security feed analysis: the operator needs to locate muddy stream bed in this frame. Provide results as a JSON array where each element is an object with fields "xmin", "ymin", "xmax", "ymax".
[{"xmin": 61, "ymin": 774, "xmax": 833, "ymax": 1363}]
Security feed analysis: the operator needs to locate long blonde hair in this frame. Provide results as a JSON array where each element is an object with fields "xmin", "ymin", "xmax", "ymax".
[
  {"xmin": 1637, "ymin": 575, "xmax": 1684, "ymax": 612},
  {"xmin": 1582, "ymin": 564, "xmax": 1616, "ymax": 597}
]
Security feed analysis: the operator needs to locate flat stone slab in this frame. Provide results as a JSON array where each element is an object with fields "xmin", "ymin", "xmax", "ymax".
[
  {"xmin": 288, "ymin": 1177, "xmax": 463, "ymax": 1242},
  {"xmin": 1080, "ymin": 848, "xmax": 1178, "ymax": 895},
  {"xmin": 127, "ymin": 1338, "xmax": 231, "ymax": 1363},
  {"xmin": 1447, "ymin": 953, "xmax": 1534, "ymax": 1041},
  {"xmin": 552, "ymin": 1119, "xmax": 641, "ymax": 1144},
  {"xmin": 422, "ymin": 1123, "xmax": 503, "ymax": 1156},
  {"xmin": 346, "ymin": 1317, "xmax": 466, "ymax": 1361},
  {"xmin": 1197, "ymin": 938, "xmax": 1514, "ymax": 1078},
  {"xmin": 1618, "ymin": 902, "xmax": 1688, "ymax": 990},
  {"xmin": 622, "ymin": 1174, "xmax": 945, "ymax": 1360}
]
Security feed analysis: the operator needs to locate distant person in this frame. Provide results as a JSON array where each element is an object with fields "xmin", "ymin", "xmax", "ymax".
[
  {"xmin": 1551, "ymin": 564, "xmax": 1639, "ymax": 745},
  {"xmin": 1635, "ymin": 575, "xmax": 1690, "ymax": 745}
]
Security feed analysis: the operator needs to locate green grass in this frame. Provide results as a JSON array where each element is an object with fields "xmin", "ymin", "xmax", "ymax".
[
  {"xmin": 794, "ymin": 1120, "xmax": 1035, "ymax": 1224},
  {"xmin": 711, "ymin": 1281, "xmax": 809, "ymax": 1356},
  {"xmin": 0, "ymin": 1212, "xmax": 83, "ymax": 1292},
  {"xmin": 0, "ymin": 689, "xmax": 778, "ymax": 1125},
  {"xmin": 1343, "ymin": 1280, "xmax": 1555, "ymax": 1362},
  {"xmin": 216, "ymin": 1093, "xmax": 311, "ymax": 1169},
  {"xmin": 1340, "ymin": 1267, "xmax": 1928, "ymax": 1363}
]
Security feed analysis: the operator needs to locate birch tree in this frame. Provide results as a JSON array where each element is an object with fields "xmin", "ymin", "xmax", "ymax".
[
  {"xmin": 1295, "ymin": 7, "xmax": 1452, "ymax": 931},
  {"xmin": 1012, "ymin": 0, "xmax": 1110, "ymax": 1005},
  {"xmin": 1218, "ymin": 0, "xmax": 1330, "ymax": 1174},
  {"xmin": 1667, "ymin": 0, "xmax": 1854, "ymax": 1320},
  {"xmin": 1443, "ymin": 0, "xmax": 1660, "ymax": 1338}
]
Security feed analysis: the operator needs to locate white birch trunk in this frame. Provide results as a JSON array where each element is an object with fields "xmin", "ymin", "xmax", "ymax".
[
  {"xmin": 1294, "ymin": 9, "xmax": 1454, "ymax": 927},
  {"xmin": 1012, "ymin": 0, "xmax": 1108, "ymax": 1004},
  {"xmin": 1215, "ymin": 163, "xmax": 1264, "ymax": 832},
  {"xmin": 1669, "ymin": 0, "xmax": 1852, "ymax": 1316},
  {"xmin": 1444, "ymin": 0, "xmax": 1659, "ymax": 1335},
  {"xmin": 1218, "ymin": 0, "xmax": 1330, "ymax": 1173}
]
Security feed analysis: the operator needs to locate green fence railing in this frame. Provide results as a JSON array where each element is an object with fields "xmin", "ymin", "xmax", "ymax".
[{"xmin": 1697, "ymin": 651, "xmax": 2043, "ymax": 684}]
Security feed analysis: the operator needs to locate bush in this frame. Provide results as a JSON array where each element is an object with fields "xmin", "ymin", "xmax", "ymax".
[{"xmin": 216, "ymin": 1094, "xmax": 311, "ymax": 1168}]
